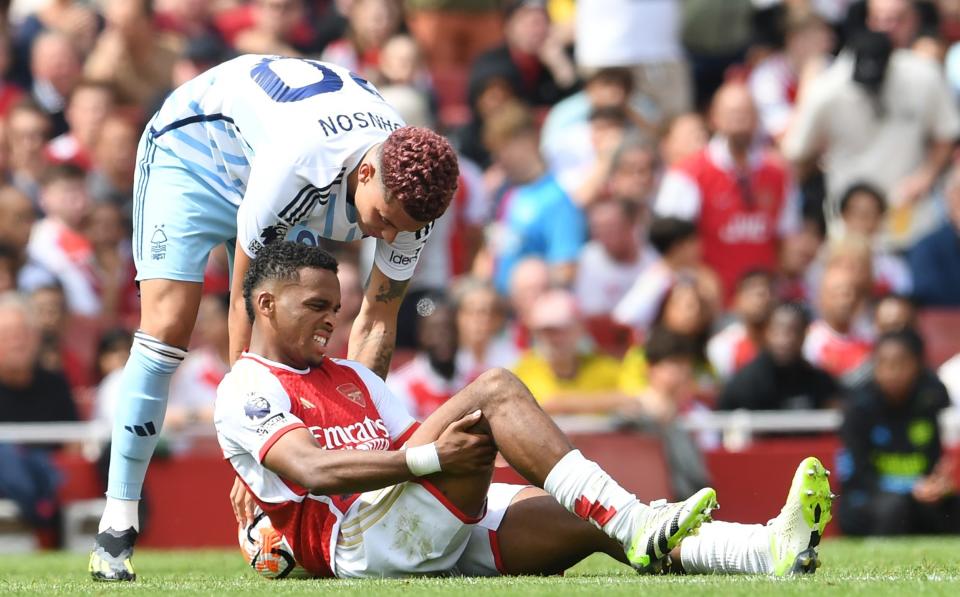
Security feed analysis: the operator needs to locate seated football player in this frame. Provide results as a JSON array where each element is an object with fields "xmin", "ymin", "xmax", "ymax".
[{"xmin": 215, "ymin": 241, "xmax": 834, "ymax": 580}]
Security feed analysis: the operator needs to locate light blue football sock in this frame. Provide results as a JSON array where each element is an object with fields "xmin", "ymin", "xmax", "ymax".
[{"xmin": 106, "ymin": 331, "xmax": 186, "ymax": 501}]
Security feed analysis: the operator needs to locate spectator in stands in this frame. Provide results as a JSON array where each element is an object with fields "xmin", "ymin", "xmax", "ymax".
[
  {"xmin": 323, "ymin": 0, "xmax": 402, "ymax": 79},
  {"xmin": 0, "ymin": 292, "xmax": 78, "ymax": 542},
  {"xmin": 655, "ymin": 82, "xmax": 799, "ymax": 303},
  {"xmin": 484, "ymin": 102, "xmax": 586, "ymax": 293},
  {"xmin": 909, "ymin": 164, "xmax": 960, "ymax": 306},
  {"xmin": 614, "ymin": 217, "xmax": 721, "ymax": 335},
  {"xmin": 574, "ymin": 0, "xmax": 690, "ymax": 122},
  {"xmin": 845, "ymin": 0, "xmax": 939, "ymax": 51},
  {"xmin": 44, "ymin": 79, "xmax": 115, "ymax": 171},
  {"xmin": 512, "ymin": 289, "xmax": 631, "ymax": 414},
  {"xmin": 783, "ymin": 29, "xmax": 960, "ymax": 249},
  {"xmin": 776, "ymin": 211, "xmax": 825, "ymax": 303},
  {"xmin": 85, "ymin": 202, "xmax": 138, "ymax": 329},
  {"xmin": 0, "ymin": 30, "xmax": 25, "ymax": 119},
  {"xmin": 659, "ymin": 112, "xmax": 708, "ymax": 168},
  {"xmin": 540, "ymin": 68, "xmax": 637, "ymax": 155},
  {"xmin": 29, "ymin": 283, "xmax": 91, "ymax": 389},
  {"xmin": 388, "ymin": 294, "xmax": 467, "ymax": 419},
  {"xmin": 87, "ymin": 115, "xmax": 138, "ymax": 214},
  {"xmin": 84, "ymin": 0, "xmax": 180, "ymax": 107},
  {"xmin": 29, "ymin": 32, "xmax": 82, "ymax": 137},
  {"xmin": 12, "ymin": 0, "xmax": 101, "ymax": 66},
  {"xmin": 166, "ymin": 294, "xmax": 229, "ymax": 449},
  {"xmin": 574, "ymin": 199, "xmax": 655, "ymax": 318},
  {"xmin": 219, "ymin": 0, "xmax": 319, "ymax": 57},
  {"xmin": 607, "ymin": 136, "xmax": 659, "ymax": 208},
  {"xmin": 454, "ymin": 278, "xmax": 518, "ymax": 383},
  {"xmin": 873, "ymin": 293, "xmax": 917, "ymax": 335},
  {"xmin": 92, "ymin": 328, "xmax": 133, "ymax": 429},
  {"xmin": 0, "ymin": 186, "xmax": 42, "ymax": 288},
  {"xmin": 165, "ymin": 35, "xmax": 231, "ymax": 102},
  {"xmin": 326, "ymin": 260, "xmax": 363, "ymax": 360},
  {"xmin": 0, "ymin": 244, "xmax": 17, "ymax": 293},
  {"xmin": 805, "ymin": 261, "xmax": 874, "ymax": 387},
  {"xmin": 405, "ymin": 0, "xmax": 503, "ymax": 75},
  {"xmin": 938, "ymin": 347, "xmax": 960, "ymax": 407},
  {"xmin": 506, "ymin": 257, "xmax": 550, "ymax": 351},
  {"xmin": 838, "ymin": 328, "xmax": 960, "ymax": 535},
  {"xmin": 681, "ymin": 0, "xmax": 754, "ymax": 109},
  {"xmin": 7, "ymin": 101, "xmax": 53, "ymax": 203},
  {"xmin": 624, "ymin": 328, "xmax": 711, "ymax": 500},
  {"xmin": 540, "ymin": 68, "xmax": 654, "ymax": 205},
  {"xmin": 748, "ymin": 8, "xmax": 834, "ymax": 141},
  {"xmin": 707, "ymin": 270, "xmax": 775, "ymax": 382},
  {"xmin": 154, "ymin": 0, "xmax": 220, "ymax": 42},
  {"xmin": 27, "ymin": 164, "xmax": 99, "ymax": 318},
  {"xmin": 836, "ymin": 183, "xmax": 912, "ymax": 296},
  {"xmin": 376, "ymin": 34, "xmax": 436, "ymax": 114},
  {"xmin": 470, "ymin": 0, "xmax": 577, "ymax": 110},
  {"xmin": 718, "ymin": 302, "xmax": 841, "ymax": 411},
  {"xmin": 452, "ymin": 49, "xmax": 522, "ymax": 168}
]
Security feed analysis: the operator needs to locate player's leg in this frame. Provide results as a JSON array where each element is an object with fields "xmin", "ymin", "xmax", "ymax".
[
  {"xmin": 91, "ymin": 135, "xmax": 238, "ymax": 582},
  {"xmin": 669, "ymin": 456, "xmax": 834, "ymax": 576},
  {"xmin": 406, "ymin": 368, "xmax": 717, "ymax": 572},
  {"xmin": 494, "ymin": 487, "xmax": 627, "ymax": 575}
]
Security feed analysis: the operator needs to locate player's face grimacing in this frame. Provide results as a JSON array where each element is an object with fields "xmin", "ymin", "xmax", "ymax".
[
  {"xmin": 352, "ymin": 160, "xmax": 427, "ymax": 243},
  {"xmin": 272, "ymin": 267, "xmax": 342, "ymax": 368}
]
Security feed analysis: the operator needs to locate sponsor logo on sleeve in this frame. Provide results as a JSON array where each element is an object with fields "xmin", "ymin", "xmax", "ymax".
[
  {"xmin": 256, "ymin": 413, "xmax": 288, "ymax": 436},
  {"xmin": 244, "ymin": 395, "xmax": 272, "ymax": 420}
]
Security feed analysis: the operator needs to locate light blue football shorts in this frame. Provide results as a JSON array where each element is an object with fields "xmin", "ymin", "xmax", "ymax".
[{"xmin": 131, "ymin": 128, "xmax": 239, "ymax": 283}]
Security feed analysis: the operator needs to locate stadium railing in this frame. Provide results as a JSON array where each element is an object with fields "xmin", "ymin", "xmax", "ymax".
[{"xmin": 1, "ymin": 407, "xmax": 958, "ymax": 450}]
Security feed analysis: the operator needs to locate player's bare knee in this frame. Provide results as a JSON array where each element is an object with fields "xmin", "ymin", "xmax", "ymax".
[{"xmin": 475, "ymin": 368, "xmax": 530, "ymax": 412}]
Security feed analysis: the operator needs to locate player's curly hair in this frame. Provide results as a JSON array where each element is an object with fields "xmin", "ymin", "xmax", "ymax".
[
  {"xmin": 242, "ymin": 241, "xmax": 339, "ymax": 323},
  {"xmin": 379, "ymin": 127, "xmax": 459, "ymax": 223}
]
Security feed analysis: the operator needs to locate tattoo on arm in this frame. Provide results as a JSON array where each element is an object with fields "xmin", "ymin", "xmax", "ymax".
[{"xmin": 374, "ymin": 277, "xmax": 409, "ymax": 304}]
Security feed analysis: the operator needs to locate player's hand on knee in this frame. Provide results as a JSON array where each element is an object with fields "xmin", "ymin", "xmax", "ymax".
[
  {"xmin": 230, "ymin": 476, "xmax": 256, "ymax": 526},
  {"xmin": 436, "ymin": 410, "xmax": 497, "ymax": 474}
]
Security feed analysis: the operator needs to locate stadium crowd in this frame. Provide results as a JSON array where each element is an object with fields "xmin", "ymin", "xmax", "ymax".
[{"xmin": 1, "ymin": 0, "xmax": 960, "ymax": 542}]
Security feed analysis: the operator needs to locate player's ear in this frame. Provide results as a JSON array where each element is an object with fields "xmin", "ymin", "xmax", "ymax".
[
  {"xmin": 357, "ymin": 161, "xmax": 375, "ymax": 184},
  {"xmin": 256, "ymin": 289, "xmax": 276, "ymax": 319}
]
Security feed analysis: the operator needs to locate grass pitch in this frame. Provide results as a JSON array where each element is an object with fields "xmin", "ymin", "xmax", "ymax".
[{"xmin": 1, "ymin": 537, "xmax": 958, "ymax": 596}]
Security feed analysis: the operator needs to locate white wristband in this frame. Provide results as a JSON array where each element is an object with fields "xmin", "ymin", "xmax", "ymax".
[{"xmin": 405, "ymin": 443, "xmax": 442, "ymax": 477}]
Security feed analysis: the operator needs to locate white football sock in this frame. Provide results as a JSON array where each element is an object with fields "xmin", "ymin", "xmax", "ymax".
[
  {"xmin": 679, "ymin": 521, "xmax": 772, "ymax": 574},
  {"xmin": 543, "ymin": 449, "xmax": 647, "ymax": 548},
  {"xmin": 99, "ymin": 496, "xmax": 140, "ymax": 533}
]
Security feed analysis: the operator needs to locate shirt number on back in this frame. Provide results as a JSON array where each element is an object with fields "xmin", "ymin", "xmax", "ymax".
[{"xmin": 251, "ymin": 57, "xmax": 382, "ymax": 103}]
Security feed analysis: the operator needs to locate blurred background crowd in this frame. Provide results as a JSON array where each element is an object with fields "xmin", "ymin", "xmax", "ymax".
[{"xmin": 2, "ymin": 0, "xmax": 960, "ymax": 543}]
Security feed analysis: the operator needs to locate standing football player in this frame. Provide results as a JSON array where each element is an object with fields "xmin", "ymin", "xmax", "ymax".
[
  {"xmin": 219, "ymin": 241, "xmax": 834, "ymax": 580},
  {"xmin": 88, "ymin": 56, "xmax": 459, "ymax": 582}
]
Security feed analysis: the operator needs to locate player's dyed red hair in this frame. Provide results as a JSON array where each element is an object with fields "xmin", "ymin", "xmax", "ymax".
[{"xmin": 380, "ymin": 126, "xmax": 459, "ymax": 222}]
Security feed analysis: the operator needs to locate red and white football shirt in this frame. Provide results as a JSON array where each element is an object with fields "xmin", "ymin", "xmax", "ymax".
[
  {"xmin": 803, "ymin": 320, "xmax": 873, "ymax": 380},
  {"xmin": 655, "ymin": 137, "xmax": 799, "ymax": 303},
  {"xmin": 706, "ymin": 321, "xmax": 759, "ymax": 380},
  {"xmin": 215, "ymin": 353, "xmax": 419, "ymax": 577}
]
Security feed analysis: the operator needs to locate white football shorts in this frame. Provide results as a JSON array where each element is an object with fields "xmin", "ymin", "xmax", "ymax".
[{"xmin": 333, "ymin": 481, "xmax": 527, "ymax": 578}]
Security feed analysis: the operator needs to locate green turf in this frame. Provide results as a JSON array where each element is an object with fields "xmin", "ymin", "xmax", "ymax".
[{"xmin": 1, "ymin": 538, "xmax": 958, "ymax": 596}]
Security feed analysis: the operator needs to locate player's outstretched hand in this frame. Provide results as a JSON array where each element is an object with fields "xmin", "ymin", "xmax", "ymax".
[
  {"xmin": 435, "ymin": 410, "xmax": 497, "ymax": 475},
  {"xmin": 230, "ymin": 476, "xmax": 257, "ymax": 526}
]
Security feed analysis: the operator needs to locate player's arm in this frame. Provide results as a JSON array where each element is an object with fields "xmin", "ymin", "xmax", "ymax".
[
  {"xmin": 228, "ymin": 246, "xmax": 253, "ymax": 366},
  {"xmin": 349, "ymin": 263, "xmax": 408, "ymax": 379},
  {"xmin": 349, "ymin": 227, "xmax": 430, "ymax": 378},
  {"xmin": 261, "ymin": 412, "xmax": 493, "ymax": 495}
]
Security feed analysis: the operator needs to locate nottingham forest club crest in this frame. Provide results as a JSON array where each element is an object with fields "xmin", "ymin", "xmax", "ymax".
[{"xmin": 151, "ymin": 225, "xmax": 167, "ymax": 260}]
